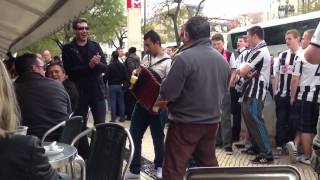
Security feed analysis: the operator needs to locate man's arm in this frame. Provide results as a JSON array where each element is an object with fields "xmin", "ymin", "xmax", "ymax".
[
  {"xmin": 237, "ymin": 50, "xmax": 264, "ymax": 77},
  {"xmin": 273, "ymin": 72, "xmax": 279, "ymax": 96},
  {"xmin": 290, "ymin": 75, "xmax": 300, "ymax": 105},
  {"xmin": 62, "ymin": 45, "xmax": 91, "ymax": 77},
  {"xmin": 290, "ymin": 58, "xmax": 302, "ymax": 105},
  {"xmin": 92, "ymin": 44, "xmax": 108, "ymax": 73},
  {"xmin": 305, "ymin": 23, "xmax": 320, "ymax": 64},
  {"xmin": 160, "ymin": 56, "xmax": 188, "ymax": 102},
  {"xmin": 273, "ymin": 57, "xmax": 280, "ymax": 96}
]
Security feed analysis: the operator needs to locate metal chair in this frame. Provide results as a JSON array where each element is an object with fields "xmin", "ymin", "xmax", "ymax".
[
  {"xmin": 185, "ymin": 165, "xmax": 302, "ymax": 180},
  {"xmin": 71, "ymin": 123, "xmax": 135, "ymax": 180},
  {"xmin": 41, "ymin": 116, "xmax": 83, "ymax": 145}
]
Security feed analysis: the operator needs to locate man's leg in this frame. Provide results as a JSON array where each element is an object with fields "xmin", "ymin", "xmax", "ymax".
[
  {"xmin": 75, "ymin": 97, "xmax": 90, "ymax": 159},
  {"xmin": 163, "ymin": 122, "xmax": 199, "ymax": 180},
  {"xmin": 275, "ymin": 96, "xmax": 290, "ymax": 149},
  {"xmin": 220, "ymin": 92, "xmax": 233, "ymax": 152},
  {"xmin": 193, "ymin": 123, "xmax": 219, "ymax": 167},
  {"xmin": 149, "ymin": 111, "xmax": 165, "ymax": 169},
  {"xmin": 230, "ymin": 87, "xmax": 242, "ymax": 142},
  {"xmin": 245, "ymin": 98, "xmax": 273, "ymax": 160},
  {"xmin": 90, "ymin": 99, "xmax": 106, "ymax": 125},
  {"xmin": 117, "ymin": 86, "xmax": 125, "ymax": 121},
  {"xmin": 109, "ymin": 85, "xmax": 117, "ymax": 122},
  {"xmin": 129, "ymin": 103, "xmax": 149, "ymax": 174}
]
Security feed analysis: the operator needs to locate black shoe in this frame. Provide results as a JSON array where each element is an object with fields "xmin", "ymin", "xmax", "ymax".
[
  {"xmin": 225, "ymin": 146, "xmax": 233, "ymax": 155},
  {"xmin": 241, "ymin": 147, "xmax": 258, "ymax": 155},
  {"xmin": 234, "ymin": 143, "xmax": 246, "ymax": 149},
  {"xmin": 251, "ymin": 156, "xmax": 273, "ymax": 164}
]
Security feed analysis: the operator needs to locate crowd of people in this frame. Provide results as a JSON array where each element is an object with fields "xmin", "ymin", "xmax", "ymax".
[{"xmin": 1, "ymin": 15, "xmax": 320, "ymax": 180}]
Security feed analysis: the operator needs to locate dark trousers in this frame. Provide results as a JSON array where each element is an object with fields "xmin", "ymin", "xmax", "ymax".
[
  {"xmin": 275, "ymin": 95, "xmax": 296, "ymax": 147},
  {"xmin": 163, "ymin": 122, "xmax": 219, "ymax": 180},
  {"xmin": 129, "ymin": 103, "xmax": 165, "ymax": 174},
  {"xmin": 230, "ymin": 87, "xmax": 242, "ymax": 141},
  {"xmin": 125, "ymin": 91, "xmax": 136, "ymax": 120},
  {"xmin": 75, "ymin": 98, "xmax": 106, "ymax": 159}
]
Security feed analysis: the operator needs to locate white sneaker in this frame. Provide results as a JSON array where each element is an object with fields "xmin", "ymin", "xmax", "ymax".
[
  {"xmin": 156, "ymin": 167, "xmax": 162, "ymax": 179},
  {"xmin": 125, "ymin": 171, "xmax": 140, "ymax": 179},
  {"xmin": 286, "ymin": 141, "xmax": 298, "ymax": 163},
  {"xmin": 298, "ymin": 155, "xmax": 311, "ymax": 165}
]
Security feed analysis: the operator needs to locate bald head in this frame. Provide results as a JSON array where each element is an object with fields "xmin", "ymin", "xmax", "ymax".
[{"xmin": 43, "ymin": 50, "xmax": 52, "ymax": 63}]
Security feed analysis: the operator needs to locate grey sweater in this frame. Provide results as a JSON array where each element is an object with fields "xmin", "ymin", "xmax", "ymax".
[{"xmin": 160, "ymin": 38, "xmax": 230, "ymax": 124}]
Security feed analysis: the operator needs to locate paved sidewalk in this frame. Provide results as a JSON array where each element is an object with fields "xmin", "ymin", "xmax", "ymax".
[{"xmin": 117, "ymin": 120, "xmax": 318, "ymax": 180}]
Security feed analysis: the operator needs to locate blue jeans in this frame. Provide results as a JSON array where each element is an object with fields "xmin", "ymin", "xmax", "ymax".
[
  {"xmin": 242, "ymin": 98, "xmax": 273, "ymax": 159},
  {"xmin": 109, "ymin": 85, "xmax": 125, "ymax": 122},
  {"xmin": 129, "ymin": 103, "xmax": 166, "ymax": 174}
]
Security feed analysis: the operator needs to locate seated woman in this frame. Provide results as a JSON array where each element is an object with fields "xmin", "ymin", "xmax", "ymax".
[
  {"xmin": 46, "ymin": 62, "xmax": 79, "ymax": 113},
  {"xmin": 0, "ymin": 60, "xmax": 66, "ymax": 180}
]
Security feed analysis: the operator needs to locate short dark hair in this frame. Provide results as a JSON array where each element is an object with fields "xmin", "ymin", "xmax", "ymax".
[
  {"xmin": 72, "ymin": 18, "xmax": 88, "ymax": 30},
  {"xmin": 211, "ymin": 33, "xmax": 224, "ymax": 42},
  {"xmin": 128, "ymin": 47, "xmax": 137, "ymax": 54},
  {"xmin": 247, "ymin": 26, "xmax": 264, "ymax": 40},
  {"xmin": 47, "ymin": 62, "xmax": 65, "ymax": 73},
  {"xmin": 304, "ymin": 29, "xmax": 316, "ymax": 40},
  {"xmin": 144, "ymin": 30, "xmax": 161, "ymax": 45},
  {"xmin": 15, "ymin": 53, "xmax": 38, "ymax": 76},
  {"xmin": 238, "ymin": 35, "xmax": 247, "ymax": 42},
  {"xmin": 185, "ymin": 16, "xmax": 210, "ymax": 40}
]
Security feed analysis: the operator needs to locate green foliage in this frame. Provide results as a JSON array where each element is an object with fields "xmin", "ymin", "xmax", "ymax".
[
  {"xmin": 298, "ymin": 2, "xmax": 320, "ymax": 13},
  {"xmin": 18, "ymin": 0, "xmax": 125, "ymax": 55},
  {"xmin": 146, "ymin": 6, "xmax": 190, "ymax": 44}
]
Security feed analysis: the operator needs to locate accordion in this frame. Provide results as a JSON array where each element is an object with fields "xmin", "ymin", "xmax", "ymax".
[{"xmin": 130, "ymin": 65, "xmax": 161, "ymax": 113}]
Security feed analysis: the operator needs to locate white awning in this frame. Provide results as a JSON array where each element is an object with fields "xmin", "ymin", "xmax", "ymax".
[{"xmin": 0, "ymin": 0, "xmax": 101, "ymax": 58}]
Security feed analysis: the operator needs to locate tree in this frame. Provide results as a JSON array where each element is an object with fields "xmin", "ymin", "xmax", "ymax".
[
  {"xmin": 153, "ymin": 0, "xmax": 207, "ymax": 47},
  {"xmin": 19, "ymin": 0, "xmax": 125, "ymax": 55}
]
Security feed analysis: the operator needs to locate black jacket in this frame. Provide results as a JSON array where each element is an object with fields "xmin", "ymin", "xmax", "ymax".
[
  {"xmin": 105, "ymin": 61, "xmax": 128, "ymax": 85},
  {"xmin": 15, "ymin": 72, "xmax": 71, "ymax": 141},
  {"xmin": 63, "ymin": 79, "xmax": 79, "ymax": 113},
  {"xmin": 62, "ymin": 39, "xmax": 107, "ymax": 101},
  {"xmin": 124, "ymin": 53, "xmax": 140, "ymax": 76},
  {"xmin": 0, "ymin": 135, "xmax": 63, "ymax": 180}
]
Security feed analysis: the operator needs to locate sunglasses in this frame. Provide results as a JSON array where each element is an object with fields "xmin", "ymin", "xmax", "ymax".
[{"xmin": 77, "ymin": 27, "xmax": 89, "ymax": 31}]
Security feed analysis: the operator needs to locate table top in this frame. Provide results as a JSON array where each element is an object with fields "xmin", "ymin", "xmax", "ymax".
[{"xmin": 43, "ymin": 142, "xmax": 77, "ymax": 168}]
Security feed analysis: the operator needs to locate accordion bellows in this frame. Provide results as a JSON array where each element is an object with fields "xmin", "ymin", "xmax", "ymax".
[{"xmin": 130, "ymin": 65, "xmax": 160, "ymax": 112}]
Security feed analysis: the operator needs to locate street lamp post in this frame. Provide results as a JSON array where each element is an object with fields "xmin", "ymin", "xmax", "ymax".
[{"xmin": 278, "ymin": 0, "xmax": 295, "ymax": 18}]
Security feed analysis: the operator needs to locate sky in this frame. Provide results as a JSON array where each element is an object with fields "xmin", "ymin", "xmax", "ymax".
[{"xmin": 145, "ymin": 0, "xmax": 274, "ymax": 19}]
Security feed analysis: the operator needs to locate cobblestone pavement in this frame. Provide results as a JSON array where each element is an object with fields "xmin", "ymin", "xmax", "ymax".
[{"xmin": 89, "ymin": 112, "xmax": 318, "ymax": 180}]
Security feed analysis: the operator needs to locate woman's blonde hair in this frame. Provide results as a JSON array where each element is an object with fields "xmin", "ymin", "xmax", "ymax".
[{"xmin": 0, "ymin": 60, "xmax": 20, "ymax": 136}]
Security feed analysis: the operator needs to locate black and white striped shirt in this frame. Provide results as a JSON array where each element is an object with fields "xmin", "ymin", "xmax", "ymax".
[
  {"xmin": 242, "ymin": 41, "xmax": 271, "ymax": 100},
  {"xmin": 293, "ymin": 52, "xmax": 320, "ymax": 102},
  {"xmin": 274, "ymin": 48, "xmax": 303, "ymax": 97},
  {"xmin": 234, "ymin": 48, "xmax": 250, "ymax": 92}
]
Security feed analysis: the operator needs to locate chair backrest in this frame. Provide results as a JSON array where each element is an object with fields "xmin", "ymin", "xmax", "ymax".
[
  {"xmin": 59, "ymin": 116, "xmax": 83, "ymax": 145},
  {"xmin": 86, "ymin": 123, "xmax": 131, "ymax": 180},
  {"xmin": 185, "ymin": 166, "xmax": 302, "ymax": 180}
]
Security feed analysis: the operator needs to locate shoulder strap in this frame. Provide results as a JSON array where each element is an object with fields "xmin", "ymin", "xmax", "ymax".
[{"xmin": 149, "ymin": 57, "xmax": 171, "ymax": 68}]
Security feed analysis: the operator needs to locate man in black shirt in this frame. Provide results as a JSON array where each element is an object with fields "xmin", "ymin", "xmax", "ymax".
[{"xmin": 62, "ymin": 18, "xmax": 107, "ymax": 159}]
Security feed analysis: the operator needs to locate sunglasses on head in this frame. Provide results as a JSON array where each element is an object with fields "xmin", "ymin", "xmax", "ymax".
[{"xmin": 77, "ymin": 27, "xmax": 89, "ymax": 31}]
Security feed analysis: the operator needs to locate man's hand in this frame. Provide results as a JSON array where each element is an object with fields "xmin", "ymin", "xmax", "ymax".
[
  {"xmin": 290, "ymin": 97, "xmax": 295, "ymax": 105},
  {"xmin": 89, "ymin": 53, "xmax": 101, "ymax": 68}
]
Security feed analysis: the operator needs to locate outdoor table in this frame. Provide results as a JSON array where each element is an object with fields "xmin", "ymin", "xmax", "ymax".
[{"xmin": 43, "ymin": 142, "xmax": 77, "ymax": 169}]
